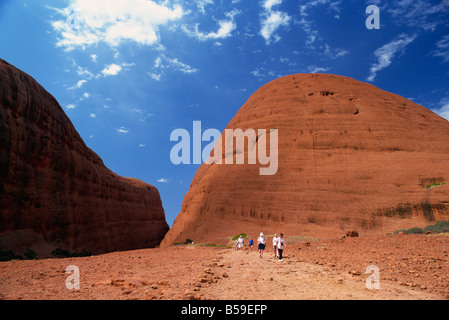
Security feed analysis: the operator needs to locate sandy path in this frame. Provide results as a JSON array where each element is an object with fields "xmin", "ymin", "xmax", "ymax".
[
  {"xmin": 202, "ymin": 247, "xmax": 445, "ymax": 300},
  {"xmin": 1, "ymin": 238, "xmax": 447, "ymax": 300}
]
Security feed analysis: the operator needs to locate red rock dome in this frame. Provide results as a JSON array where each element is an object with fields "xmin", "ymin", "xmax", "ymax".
[
  {"xmin": 0, "ymin": 59, "xmax": 169, "ymax": 257},
  {"xmin": 161, "ymin": 73, "xmax": 449, "ymax": 246}
]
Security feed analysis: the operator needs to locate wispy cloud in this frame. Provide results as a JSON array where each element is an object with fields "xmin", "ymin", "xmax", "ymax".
[
  {"xmin": 297, "ymin": 0, "xmax": 341, "ymax": 47},
  {"xmin": 367, "ymin": 33, "xmax": 417, "ymax": 82},
  {"xmin": 157, "ymin": 178, "xmax": 169, "ymax": 183},
  {"xmin": 68, "ymin": 79, "xmax": 87, "ymax": 90},
  {"xmin": 435, "ymin": 97, "xmax": 449, "ymax": 121},
  {"xmin": 50, "ymin": 0, "xmax": 184, "ymax": 50},
  {"xmin": 116, "ymin": 126, "xmax": 130, "ymax": 134},
  {"xmin": 433, "ymin": 35, "xmax": 449, "ymax": 62},
  {"xmin": 196, "ymin": 0, "xmax": 214, "ymax": 14},
  {"xmin": 182, "ymin": 10, "xmax": 239, "ymax": 41},
  {"xmin": 323, "ymin": 44, "xmax": 349, "ymax": 59},
  {"xmin": 307, "ymin": 66, "xmax": 330, "ymax": 73},
  {"xmin": 386, "ymin": 0, "xmax": 449, "ymax": 31},
  {"xmin": 260, "ymin": 0, "xmax": 291, "ymax": 44},
  {"xmin": 148, "ymin": 54, "xmax": 198, "ymax": 81}
]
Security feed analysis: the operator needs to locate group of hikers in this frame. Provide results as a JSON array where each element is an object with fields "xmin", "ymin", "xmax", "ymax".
[{"xmin": 235, "ymin": 233, "xmax": 286, "ymax": 261}]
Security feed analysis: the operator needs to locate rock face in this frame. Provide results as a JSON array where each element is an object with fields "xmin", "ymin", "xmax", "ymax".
[
  {"xmin": 161, "ymin": 74, "xmax": 449, "ymax": 246},
  {"xmin": 0, "ymin": 59, "xmax": 169, "ymax": 257}
]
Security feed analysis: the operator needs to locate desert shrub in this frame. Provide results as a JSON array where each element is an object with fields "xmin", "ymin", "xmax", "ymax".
[
  {"xmin": 424, "ymin": 182, "xmax": 446, "ymax": 189},
  {"xmin": 24, "ymin": 248, "xmax": 37, "ymax": 260},
  {"xmin": 184, "ymin": 238, "xmax": 194, "ymax": 244},
  {"xmin": 0, "ymin": 250, "xmax": 23, "ymax": 262},
  {"xmin": 70, "ymin": 250, "xmax": 93, "ymax": 257},
  {"xmin": 405, "ymin": 227, "xmax": 424, "ymax": 234},
  {"xmin": 392, "ymin": 221, "xmax": 449, "ymax": 235},
  {"xmin": 52, "ymin": 248, "xmax": 92, "ymax": 258},
  {"xmin": 232, "ymin": 233, "xmax": 247, "ymax": 241},
  {"xmin": 424, "ymin": 221, "xmax": 449, "ymax": 233},
  {"xmin": 52, "ymin": 248, "xmax": 71, "ymax": 258},
  {"xmin": 393, "ymin": 227, "xmax": 423, "ymax": 235}
]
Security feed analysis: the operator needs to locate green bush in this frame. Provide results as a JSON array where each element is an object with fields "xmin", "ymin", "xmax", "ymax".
[
  {"xmin": 424, "ymin": 220, "xmax": 449, "ymax": 233},
  {"xmin": 392, "ymin": 221, "xmax": 449, "ymax": 235},
  {"xmin": 424, "ymin": 182, "xmax": 446, "ymax": 189},
  {"xmin": 232, "ymin": 233, "xmax": 247, "ymax": 241},
  {"xmin": 0, "ymin": 250, "xmax": 23, "ymax": 262},
  {"xmin": 52, "ymin": 248, "xmax": 92, "ymax": 258},
  {"xmin": 405, "ymin": 227, "xmax": 424, "ymax": 234},
  {"xmin": 24, "ymin": 248, "xmax": 37, "ymax": 260}
]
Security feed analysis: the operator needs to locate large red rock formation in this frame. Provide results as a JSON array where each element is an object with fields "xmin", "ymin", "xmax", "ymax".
[
  {"xmin": 161, "ymin": 74, "xmax": 449, "ymax": 246},
  {"xmin": 0, "ymin": 59, "xmax": 169, "ymax": 257}
]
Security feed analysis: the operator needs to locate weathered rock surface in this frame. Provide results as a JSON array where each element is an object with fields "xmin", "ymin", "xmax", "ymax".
[
  {"xmin": 161, "ymin": 74, "xmax": 449, "ymax": 246},
  {"xmin": 0, "ymin": 59, "xmax": 169, "ymax": 257}
]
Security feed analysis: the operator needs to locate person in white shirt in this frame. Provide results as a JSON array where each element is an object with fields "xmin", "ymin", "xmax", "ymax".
[
  {"xmin": 237, "ymin": 235, "xmax": 244, "ymax": 251},
  {"xmin": 272, "ymin": 233, "xmax": 279, "ymax": 258},
  {"xmin": 276, "ymin": 233, "xmax": 286, "ymax": 261},
  {"xmin": 257, "ymin": 232, "xmax": 266, "ymax": 258}
]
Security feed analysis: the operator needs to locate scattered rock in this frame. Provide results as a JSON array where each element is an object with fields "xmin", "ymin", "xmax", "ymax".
[{"xmin": 345, "ymin": 231, "xmax": 359, "ymax": 238}]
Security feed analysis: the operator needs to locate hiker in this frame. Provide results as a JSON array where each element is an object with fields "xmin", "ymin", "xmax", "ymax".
[
  {"xmin": 276, "ymin": 233, "xmax": 286, "ymax": 261},
  {"xmin": 248, "ymin": 237, "xmax": 254, "ymax": 251},
  {"xmin": 237, "ymin": 235, "xmax": 244, "ymax": 251},
  {"xmin": 272, "ymin": 233, "xmax": 279, "ymax": 258},
  {"xmin": 257, "ymin": 232, "xmax": 266, "ymax": 258}
]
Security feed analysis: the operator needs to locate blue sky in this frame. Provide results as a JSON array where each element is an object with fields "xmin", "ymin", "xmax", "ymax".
[{"xmin": 1, "ymin": 0, "xmax": 448, "ymax": 227}]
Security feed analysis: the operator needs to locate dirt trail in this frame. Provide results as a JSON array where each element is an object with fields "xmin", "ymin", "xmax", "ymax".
[
  {"xmin": 1, "ymin": 235, "xmax": 448, "ymax": 300},
  {"xmin": 201, "ymin": 247, "xmax": 445, "ymax": 300}
]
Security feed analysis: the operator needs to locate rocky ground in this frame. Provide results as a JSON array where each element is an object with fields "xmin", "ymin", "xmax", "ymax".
[{"xmin": 0, "ymin": 234, "xmax": 448, "ymax": 300}]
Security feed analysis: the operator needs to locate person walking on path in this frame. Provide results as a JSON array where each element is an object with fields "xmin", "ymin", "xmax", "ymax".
[
  {"xmin": 237, "ymin": 235, "xmax": 244, "ymax": 251},
  {"xmin": 276, "ymin": 233, "xmax": 286, "ymax": 261},
  {"xmin": 257, "ymin": 232, "xmax": 266, "ymax": 258},
  {"xmin": 248, "ymin": 237, "xmax": 254, "ymax": 252},
  {"xmin": 272, "ymin": 233, "xmax": 279, "ymax": 258}
]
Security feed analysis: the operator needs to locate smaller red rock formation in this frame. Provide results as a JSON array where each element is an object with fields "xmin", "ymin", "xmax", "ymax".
[{"xmin": 0, "ymin": 59, "xmax": 169, "ymax": 257}]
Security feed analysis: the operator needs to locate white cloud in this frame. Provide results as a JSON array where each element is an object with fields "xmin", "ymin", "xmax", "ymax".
[
  {"xmin": 307, "ymin": 66, "xmax": 330, "ymax": 73},
  {"xmin": 323, "ymin": 44, "xmax": 349, "ymax": 59},
  {"xmin": 297, "ymin": 0, "xmax": 341, "ymax": 47},
  {"xmin": 196, "ymin": 0, "xmax": 214, "ymax": 14},
  {"xmin": 182, "ymin": 10, "xmax": 239, "ymax": 41},
  {"xmin": 433, "ymin": 35, "xmax": 449, "ymax": 62},
  {"xmin": 89, "ymin": 113, "xmax": 96, "ymax": 118},
  {"xmin": 436, "ymin": 97, "xmax": 449, "ymax": 121},
  {"xmin": 157, "ymin": 178, "xmax": 169, "ymax": 183},
  {"xmin": 367, "ymin": 33, "xmax": 417, "ymax": 82},
  {"xmin": 149, "ymin": 54, "xmax": 198, "ymax": 80},
  {"xmin": 264, "ymin": 0, "xmax": 283, "ymax": 11},
  {"xmin": 90, "ymin": 54, "xmax": 97, "ymax": 62},
  {"xmin": 116, "ymin": 126, "xmax": 130, "ymax": 134},
  {"xmin": 139, "ymin": 144, "xmax": 146, "ymax": 148},
  {"xmin": 65, "ymin": 104, "xmax": 77, "ymax": 110},
  {"xmin": 101, "ymin": 63, "xmax": 122, "ymax": 76},
  {"xmin": 69, "ymin": 79, "xmax": 87, "ymax": 90},
  {"xmin": 387, "ymin": 0, "xmax": 449, "ymax": 31},
  {"xmin": 50, "ymin": 0, "xmax": 184, "ymax": 50},
  {"xmin": 148, "ymin": 72, "xmax": 162, "ymax": 81},
  {"xmin": 251, "ymin": 68, "xmax": 266, "ymax": 77},
  {"xmin": 76, "ymin": 65, "xmax": 96, "ymax": 78},
  {"xmin": 260, "ymin": 0, "xmax": 291, "ymax": 44}
]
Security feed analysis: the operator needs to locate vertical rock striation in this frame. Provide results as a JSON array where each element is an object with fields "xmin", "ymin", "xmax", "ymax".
[
  {"xmin": 161, "ymin": 74, "xmax": 449, "ymax": 246},
  {"xmin": 0, "ymin": 59, "xmax": 169, "ymax": 257}
]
